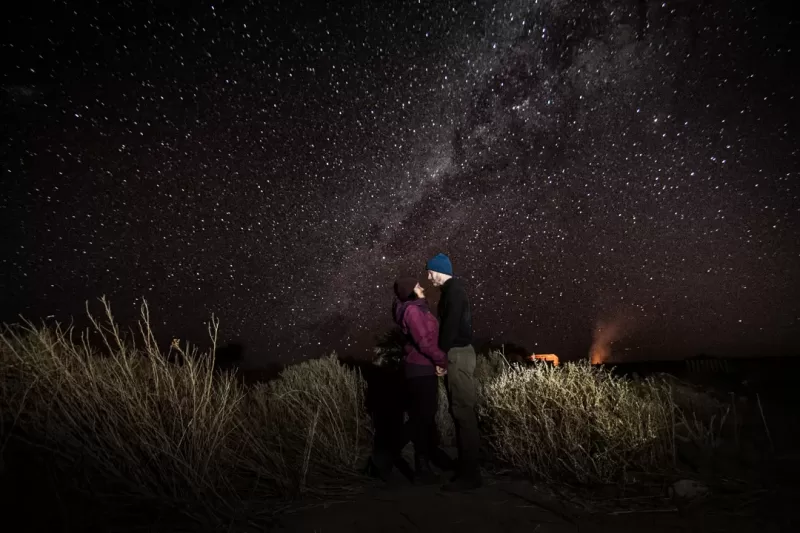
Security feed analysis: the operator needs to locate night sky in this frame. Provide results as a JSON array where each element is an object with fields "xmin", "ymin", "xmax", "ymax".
[{"xmin": 2, "ymin": 0, "xmax": 798, "ymax": 365}]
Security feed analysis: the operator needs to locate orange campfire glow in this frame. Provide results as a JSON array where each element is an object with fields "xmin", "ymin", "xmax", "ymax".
[
  {"xmin": 589, "ymin": 345, "xmax": 609, "ymax": 365},
  {"xmin": 528, "ymin": 353, "xmax": 560, "ymax": 366},
  {"xmin": 589, "ymin": 316, "xmax": 627, "ymax": 365}
]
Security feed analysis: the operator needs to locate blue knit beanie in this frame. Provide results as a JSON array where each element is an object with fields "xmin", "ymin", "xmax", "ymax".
[{"xmin": 426, "ymin": 253, "xmax": 453, "ymax": 276}]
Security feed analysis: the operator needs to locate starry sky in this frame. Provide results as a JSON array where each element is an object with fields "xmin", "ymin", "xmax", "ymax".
[{"xmin": 1, "ymin": 0, "xmax": 798, "ymax": 365}]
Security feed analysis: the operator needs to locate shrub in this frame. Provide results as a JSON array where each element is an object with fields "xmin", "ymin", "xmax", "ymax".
[
  {"xmin": 0, "ymin": 301, "xmax": 246, "ymax": 526},
  {"xmin": 0, "ymin": 296, "xmax": 724, "ymax": 532},
  {"xmin": 0, "ymin": 298, "xmax": 368, "ymax": 529},
  {"xmin": 477, "ymin": 358, "xmax": 675, "ymax": 484},
  {"xmin": 243, "ymin": 354, "xmax": 369, "ymax": 496},
  {"xmin": 475, "ymin": 349, "xmax": 509, "ymax": 384}
]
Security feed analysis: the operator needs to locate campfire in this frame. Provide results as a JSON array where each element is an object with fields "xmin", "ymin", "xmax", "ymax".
[
  {"xmin": 589, "ymin": 315, "xmax": 629, "ymax": 365},
  {"xmin": 589, "ymin": 345, "xmax": 609, "ymax": 365}
]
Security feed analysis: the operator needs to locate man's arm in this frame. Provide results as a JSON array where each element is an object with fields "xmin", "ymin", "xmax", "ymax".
[
  {"xmin": 404, "ymin": 306, "xmax": 448, "ymax": 368},
  {"xmin": 438, "ymin": 286, "xmax": 466, "ymax": 352}
]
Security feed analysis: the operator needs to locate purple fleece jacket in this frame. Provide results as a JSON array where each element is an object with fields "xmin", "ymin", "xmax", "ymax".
[{"xmin": 393, "ymin": 299, "xmax": 448, "ymax": 376}]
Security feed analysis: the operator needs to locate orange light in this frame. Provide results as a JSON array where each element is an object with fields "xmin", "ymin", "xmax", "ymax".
[
  {"xmin": 589, "ymin": 346, "xmax": 609, "ymax": 365},
  {"xmin": 529, "ymin": 353, "xmax": 559, "ymax": 366}
]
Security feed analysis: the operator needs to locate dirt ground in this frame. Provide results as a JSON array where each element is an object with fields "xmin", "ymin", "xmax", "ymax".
[
  {"xmin": 274, "ymin": 471, "xmax": 796, "ymax": 533},
  {"xmin": 1, "ymin": 455, "xmax": 795, "ymax": 532},
  {"xmin": 3, "ymin": 433, "xmax": 797, "ymax": 532}
]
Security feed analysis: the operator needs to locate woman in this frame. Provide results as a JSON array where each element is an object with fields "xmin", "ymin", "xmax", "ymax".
[{"xmin": 392, "ymin": 275, "xmax": 448, "ymax": 484}]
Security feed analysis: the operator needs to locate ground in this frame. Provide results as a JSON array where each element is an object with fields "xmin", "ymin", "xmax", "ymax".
[
  {"xmin": 1, "ymin": 450, "xmax": 796, "ymax": 532},
  {"xmin": 275, "ymin": 470, "xmax": 796, "ymax": 533}
]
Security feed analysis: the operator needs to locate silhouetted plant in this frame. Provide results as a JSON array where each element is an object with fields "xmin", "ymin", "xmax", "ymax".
[{"xmin": 372, "ymin": 328, "xmax": 405, "ymax": 368}]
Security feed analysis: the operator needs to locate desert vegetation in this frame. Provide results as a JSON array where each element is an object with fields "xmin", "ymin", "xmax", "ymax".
[
  {"xmin": 0, "ymin": 300, "xmax": 740, "ymax": 530},
  {"xmin": 0, "ymin": 299, "xmax": 368, "ymax": 529},
  {"xmin": 478, "ymin": 359, "xmax": 676, "ymax": 483}
]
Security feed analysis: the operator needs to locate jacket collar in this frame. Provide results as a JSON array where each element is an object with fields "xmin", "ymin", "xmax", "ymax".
[
  {"xmin": 441, "ymin": 277, "xmax": 456, "ymax": 292},
  {"xmin": 394, "ymin": 298, "xmax": 428, "ymax": 323}
]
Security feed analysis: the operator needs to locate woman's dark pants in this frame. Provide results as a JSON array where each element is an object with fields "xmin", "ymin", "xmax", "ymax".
[{"xmin": 406, "ymin": 374, "xmax": 439, "ymax": 462}]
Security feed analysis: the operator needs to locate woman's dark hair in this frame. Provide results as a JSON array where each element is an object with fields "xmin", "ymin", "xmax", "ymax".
[{"xmin": 393, "ymin": 276, "xmax": 420, "ymax": 302}]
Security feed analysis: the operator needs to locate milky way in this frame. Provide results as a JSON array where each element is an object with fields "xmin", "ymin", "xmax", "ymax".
[{"xmin": 2, "ymin": 0, "xmax": 798, "ymax": 364}]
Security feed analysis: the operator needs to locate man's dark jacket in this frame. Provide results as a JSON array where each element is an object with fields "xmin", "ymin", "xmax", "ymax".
[{"xmin": 437, "ymin": 277, "xmax": 473, "ymax": 352}]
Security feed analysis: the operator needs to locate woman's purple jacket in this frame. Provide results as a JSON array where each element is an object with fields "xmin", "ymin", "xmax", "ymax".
[{"xmin": 393, "ymin": 298, "xmax": 448, "ymax": 376}]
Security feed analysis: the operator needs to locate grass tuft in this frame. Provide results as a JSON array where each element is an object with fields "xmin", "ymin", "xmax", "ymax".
[{"xmin": 0, "ymin": 298, "xmax": 367, "ymax": 529}]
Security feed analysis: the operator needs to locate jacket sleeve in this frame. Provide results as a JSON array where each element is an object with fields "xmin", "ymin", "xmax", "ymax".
[
  {"xmin": 403, "ymin": 306, "xmax": 448, "ymax": 367},
  {"xmin": 438, "ymin": 286, "xmax": 466, "ymax": 352}
]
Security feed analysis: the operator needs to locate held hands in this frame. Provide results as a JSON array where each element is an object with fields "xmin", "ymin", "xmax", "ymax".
[{"xmin": 435, "ymin": 366, "xmax": 447, "ymax": 377}]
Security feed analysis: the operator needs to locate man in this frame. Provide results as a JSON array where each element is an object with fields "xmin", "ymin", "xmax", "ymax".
[{"xmin": 426, "ymin": 253, "xmax": 483, "ymax": 491}]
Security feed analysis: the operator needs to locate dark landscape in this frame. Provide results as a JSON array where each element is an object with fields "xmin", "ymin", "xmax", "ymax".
[{"xmin": 1, "ymin": 0, "xmax": 798, "ymax": 531}]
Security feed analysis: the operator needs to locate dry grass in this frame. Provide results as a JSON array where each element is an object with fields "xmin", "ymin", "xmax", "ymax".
[
  {"xmin": 0, "ymin": 299, "xmax": 727, "ymax": 528},
  {"xmin": 410, "ymin": 350, "xmax": 721, "ymax": 485},
  {"xmin": 243, "ymin": 354, "xmax": 369, "ymax": 496},
  {"xmin": 0, "ymin": 298, "xmax": 368, "ymax": 530},
  {"xmin": 477, "ymin": 352, "xmax": 684, "ymax": 484}
]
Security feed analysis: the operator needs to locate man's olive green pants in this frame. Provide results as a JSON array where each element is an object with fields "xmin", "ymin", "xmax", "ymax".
[{"xmin": 445, "ymin": 345, "xmax": 481, "ymax": 477}]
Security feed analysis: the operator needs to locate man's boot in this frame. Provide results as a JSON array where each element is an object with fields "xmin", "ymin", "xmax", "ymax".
[{"xmin": 414, "ymin": 455, "xmax": 439, "ymax": 485}]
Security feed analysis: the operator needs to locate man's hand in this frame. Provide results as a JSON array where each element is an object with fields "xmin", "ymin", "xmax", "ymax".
[{"xmin": 435, "ymin": 366, "xmax": 447, "ymax": 377}]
